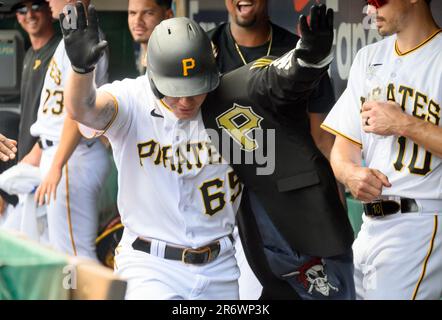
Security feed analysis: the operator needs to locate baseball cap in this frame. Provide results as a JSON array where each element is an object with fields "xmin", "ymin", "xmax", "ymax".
[{"xmin": 11, "ymin": 0, "xmax": 46, "ymax": 11}]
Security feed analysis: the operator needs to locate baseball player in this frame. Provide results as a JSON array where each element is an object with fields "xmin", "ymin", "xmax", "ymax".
[
  {"xmin": 0, "ymin": 134, "xmax": 17, "ymax": 162},
  {"xmin": 63, "ymin": 5, "xmax": 241, "ymax": 299},
  {"xmin": 322, "ymin": 0, "xmax": 442, "ymax": 299},
  {"xmin": 208, "ymin": 0, "xmax": 338, "ymax": 300},
  {"xmin": 61, "ymin": 2, "xmax": 351, "ymax": 299},
  {"xmin": 127, "ymin": 0, "xmax": 173, "ymax": 75},
  {"xmin": 24, "ymin": 0, "xmax": 110, "ymax": 260}
]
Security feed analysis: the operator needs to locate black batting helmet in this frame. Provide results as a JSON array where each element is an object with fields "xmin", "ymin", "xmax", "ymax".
[{"xmin": 147, "ymin": 17, "xmax": 220, "ymax": 99}]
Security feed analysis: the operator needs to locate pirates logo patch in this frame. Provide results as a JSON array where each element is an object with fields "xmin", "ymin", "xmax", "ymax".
[{"xmin": 294, "ymin": 258, "xmax": 339, "ymax": 296}]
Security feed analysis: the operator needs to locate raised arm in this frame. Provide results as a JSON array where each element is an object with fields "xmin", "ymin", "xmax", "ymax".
[
  {"xmin": 61, "ymin": 2, "xmax": 115, "ymax": 130},
  {"xmin": 65, "ymin": 70, "xmax": 115, "ymax": 130},
  {"xmin": 248, "ymin": 5, "xmax": 334, "ymax": 104}
]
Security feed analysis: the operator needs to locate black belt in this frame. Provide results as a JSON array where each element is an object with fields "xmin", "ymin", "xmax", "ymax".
[
  {"xmin": 37, "ymin": 138, "xmax": 54, "ymax": 149},
  {"xmin": 363, "ymin": 198, "xmax": 419, "ymax": 217},
  {"xmin": 132, "ymin": 235, "xmax": 234, "ymax": 265}
]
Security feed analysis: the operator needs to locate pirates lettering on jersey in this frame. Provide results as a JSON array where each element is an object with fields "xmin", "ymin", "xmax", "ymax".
[
  {"xmin": 137, "ymin": 139, "xmax": 223, "ymax": 174},
  {"xmin": 361, "ymin": 83, "xmax": 441, "ymax": 124},
  {"xmin": 387, "ymin": 83, "xmax": 396, "ymax": 102},
  {"xmin": 369, "ymin": 83, "xmax": 441, "ymax": 124},
  {"xmin": 361, "ymin": 83, "xmax": 440, "ymax": 176},
  {"xmin": 397, "ymin": 85, "xmax": 412, "ymax": 111}
]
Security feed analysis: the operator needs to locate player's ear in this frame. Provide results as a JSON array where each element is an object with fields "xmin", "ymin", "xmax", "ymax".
[{"xmin": 165, "ymin": 9, "xmax": 174, "ymax": 19}]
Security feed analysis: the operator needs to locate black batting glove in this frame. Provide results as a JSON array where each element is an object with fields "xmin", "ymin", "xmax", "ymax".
[
  {"xmin": 59, "ymin": 1, "xmax": 107, "ymax": 74},
  {"xmin": 295, "ymin": 4, "xmax": 334, "ymax": 65}
]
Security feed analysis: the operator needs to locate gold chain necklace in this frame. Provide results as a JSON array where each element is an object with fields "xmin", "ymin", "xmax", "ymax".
[{"xmin": 233, "ymin": 26, "xmax": 273, "ymax": 65}]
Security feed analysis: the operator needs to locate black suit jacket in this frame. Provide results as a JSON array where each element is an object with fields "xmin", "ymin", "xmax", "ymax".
[
  {"xmin": 201, "ymin": 52, "xmax": 354, "ymax": 298},
  {"xmin": 201, "ymin": 52, "xmax": 354, "ymax": 258}
]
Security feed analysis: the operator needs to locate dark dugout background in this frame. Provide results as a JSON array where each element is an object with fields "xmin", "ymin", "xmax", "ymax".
[{"xmin": 193, "ymin": 0, "xmax": 442, "ymax": 98}]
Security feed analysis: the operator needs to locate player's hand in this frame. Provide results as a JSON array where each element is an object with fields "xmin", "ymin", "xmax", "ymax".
[
  {"xmin": 295, "ymin": 4, "xmax": 334, "ymax": 64},
  {"xmin": 60, "ymin": 1, "xmax": 107, "ymax": 74},
  {"xmin": 345, "ymin": 166, "xmax": 391, "ymax": 202},
  {"xmin": 0, "ymin": 133, "xmax": 17, "ymax": 162},
  {"xmin": 362, "ymin": 101, "xmax": 408, "ymax": 136},
  {"xmin": 35, "ymin": 165, "xmax": 63, "ymax": 206}
]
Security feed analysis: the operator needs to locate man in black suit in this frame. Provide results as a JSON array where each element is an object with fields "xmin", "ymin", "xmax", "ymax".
[
  {"xmin": 208, "ymin": 0, "xmax": 340, "ymax": 299},
  {"xmin": 202, "ymin": 5, "xmax": 355, "ymax": 296},
  {"xmin": 208, "ymin": 0, "xmax": 336, "ymax": 160},
  {"xmin": 62, "ymin": 3, "xmax": 355, "ymax": 300}
]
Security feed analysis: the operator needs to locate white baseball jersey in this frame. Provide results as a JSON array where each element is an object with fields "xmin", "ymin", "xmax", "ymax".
[
  {"xmin": 30, "ymin": 40, "xmax": 108, "ymax": 141},
  {"xmin": 99, "ymin": 76, "xmax": 242, "ymax": 248},
  {"xmin": 28, "ymin": 38, "xmax": 110, "ymax": 259},
  {"xmin": 323, "ymin": 31, "xmax": 442, "ymax": 200},
  {"xmin": 324, "ymin": 31, "xmax": 442, "ymax": 300}
]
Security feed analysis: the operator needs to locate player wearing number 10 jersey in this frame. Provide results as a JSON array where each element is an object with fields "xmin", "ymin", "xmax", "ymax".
[{"xmin": 322, "ymin": 0, "xmax": 442, "ymax": 300}]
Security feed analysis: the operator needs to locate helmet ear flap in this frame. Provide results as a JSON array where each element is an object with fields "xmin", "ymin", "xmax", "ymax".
[{"xmin": 148, "ymin": 74, "xmax": 165, "ymax": 99}]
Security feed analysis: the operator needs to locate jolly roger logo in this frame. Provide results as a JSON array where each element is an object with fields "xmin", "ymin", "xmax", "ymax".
[{"xmin": 294, "ymin": 258, "xmax": 339, "ymax": 296}]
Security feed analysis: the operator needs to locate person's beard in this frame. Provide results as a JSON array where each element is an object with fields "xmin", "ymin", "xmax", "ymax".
[{"xmin": 234, "ymin": 15, "xmax": 257, "ymax": 28}]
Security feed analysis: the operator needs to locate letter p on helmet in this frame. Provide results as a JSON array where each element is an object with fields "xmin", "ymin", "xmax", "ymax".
[{"xmin": 182, "ymin": 58, "xmax": 196, "ymax": 76}]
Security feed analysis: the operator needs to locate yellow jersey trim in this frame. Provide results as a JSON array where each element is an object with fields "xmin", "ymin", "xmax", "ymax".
[
  {"xmin": 255, "ymin": 58, "xmax": 273, "ymax": 63},
  {"xmin": 250, "ymin": 64, "xmax": 270, "ymax": 70},
  {"xmin": 101, "ymin": 91, "xmax": 119, "ymax": 135},
  {"xmin": 114, "ymin": 245, "xmax": 122, "ymax": 270},
  {"xmin": 65, "ymin": 164, "xmax": 77, "ymax": 256},
  {"xmin": 95, "ymin": 223, "xmax": 124, "ymax": 244},
  {"xmin": 78, "ymin": 91, "xmax": 119, "ymax": 138},
  {"xmin": 411, "ymin": 215, "xmax": 438, "ymax": 300},
  {"xmin": 395, "ymin": 29, "xmax": 442, "ymax": 56},
  {"xmin": 250, "ymin": 58, "xmax": 273, "ymax": 70},
  {"xmin": 159, "ymin": 99, "xmax": 173, "ymax": 113},
  {"xmin": 320, "ymin": 124, "xmax": 363, "ymax": 148}
]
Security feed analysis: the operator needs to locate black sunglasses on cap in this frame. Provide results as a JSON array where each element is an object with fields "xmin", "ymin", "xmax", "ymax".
[
  {"xmin": 366, "ymin": 0, "xmax": 388, "ymax": 9},
  {"xmin": 15, "ymin": 1, "xmax": 47, "ymax": 15}
]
